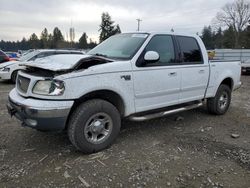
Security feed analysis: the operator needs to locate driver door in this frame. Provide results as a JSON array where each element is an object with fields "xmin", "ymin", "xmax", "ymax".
[{"xmin": 132, "ymin": 35, "xmax": 181, "ymax": 113}]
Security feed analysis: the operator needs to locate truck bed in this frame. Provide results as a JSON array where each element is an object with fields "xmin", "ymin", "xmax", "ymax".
[{"xmin": 205, "ymin": 60, "xmax": 242, "ymax": 98}]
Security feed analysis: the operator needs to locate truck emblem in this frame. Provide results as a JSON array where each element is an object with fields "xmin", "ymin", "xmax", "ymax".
[{"xmin": 120, "ymin": 75, "xmax": 131, "ymax": 81}]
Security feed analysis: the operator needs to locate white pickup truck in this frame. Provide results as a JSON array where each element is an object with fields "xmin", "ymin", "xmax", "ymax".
[{"xmin": 7, "ymin": 32, "xmax": 241, "ymax": 153}]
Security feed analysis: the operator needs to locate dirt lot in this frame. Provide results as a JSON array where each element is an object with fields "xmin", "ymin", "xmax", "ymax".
[{"xmin": 0, "ymin": 77, "xmax": 250, "ymax": 188}]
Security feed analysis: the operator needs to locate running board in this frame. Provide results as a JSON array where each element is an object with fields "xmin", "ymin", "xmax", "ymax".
[{"xmin": 129, "ymin": 102, "xmax": 203, "ymax": 121}]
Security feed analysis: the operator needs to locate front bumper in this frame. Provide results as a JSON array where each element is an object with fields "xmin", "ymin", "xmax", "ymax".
[
  {"xmin": 7, "ymin": 89, "xmax": 74, "ymax": 131},
  {"xmin": 0, "ymin": 71, "xmax": 11, "ymax": 80}
]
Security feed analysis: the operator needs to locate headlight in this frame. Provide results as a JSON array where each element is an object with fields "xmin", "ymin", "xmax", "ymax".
[
  {"xmin": 1, "ymin": 67, "xmax": 10, "ymax": 72},
  {"xmin": 33, "ymin": 80, "xmax": 65, "ymax": 96}
]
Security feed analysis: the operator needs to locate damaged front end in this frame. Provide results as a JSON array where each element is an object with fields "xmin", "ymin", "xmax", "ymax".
[
  {"xmin": 7, "ymin": 54, "xmax": 116, "ymax": 130},
  {"xmin": 15, "ymin": 54, "xmax": 115, "ymax": 99},
  {"xmin": 22, "ymin": 55, "xmax": 114, "ymax": 77}
]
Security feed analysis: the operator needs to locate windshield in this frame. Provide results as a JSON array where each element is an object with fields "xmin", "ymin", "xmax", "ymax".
[
  {"xmin": 88, "ymin": 33, "xmax": 148, "ymax": 60},
  {"xmin": 19, "ymin": 50, "xmax": 40, "ymax": 62}
]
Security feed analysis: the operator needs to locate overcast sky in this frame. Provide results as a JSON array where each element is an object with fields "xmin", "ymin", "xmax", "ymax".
[{"xmin": 0, "ymin": 0, "xmax": 234, "ymax": 42}]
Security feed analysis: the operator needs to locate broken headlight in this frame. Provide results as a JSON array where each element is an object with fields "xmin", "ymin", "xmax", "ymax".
[
  {"xmin": 32, "ymin": 80, "xmax": 65, "ymax": 96},
  {"xmin": 1, "ymin": 66, "xmax": 10, "ymax": 72}
]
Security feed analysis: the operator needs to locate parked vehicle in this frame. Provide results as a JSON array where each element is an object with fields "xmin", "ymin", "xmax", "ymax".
[
  {"xmin": 0, "ymin": 49, "xmax": 84, "ymax": 83},
  {"xmin": 241, "ymin": 59, "xmax": 250, "ymax": 74},
  {"xmin": 5, "ymin": 52, "xmax": 20, "ymax": 61},
  {"xmin": 0, "ymin": 50, "xmax": 10, "ymax": 64},
  {"xmin": 5, "ymin": 52, "xmax": 20, "ymax": 58},
  {"xmin": 7, "ymin": 32, "xmax": 241, "ymax": 153}
]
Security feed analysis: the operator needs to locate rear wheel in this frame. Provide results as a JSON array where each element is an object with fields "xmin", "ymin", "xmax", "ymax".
[
  {"xmin": 207, "ymin": 84, "xmax": 231, "ymax": 115},
  {"xmin": 11, "ymin": 70, "xmax": 18, "ymax": 83},
  {"xmin": 68, "ymin": 99, "xmax": 121, "ymax": 153}
]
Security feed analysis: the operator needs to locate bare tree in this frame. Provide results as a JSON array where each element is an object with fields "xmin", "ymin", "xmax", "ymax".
[{"xmin": 215, "ymin": 0, "xmax": 250, "ymax": 48}]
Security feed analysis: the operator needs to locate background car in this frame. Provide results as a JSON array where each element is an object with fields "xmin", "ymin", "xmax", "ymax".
[
  {"xmin": 5, "ymin": 52, "xmax": 20, "ymax": 61},
  {"xmin": 0, "ymin": 49, "xmax": 84, "ymax": 83},
  {"xmin": 241, "ymin": 60, "xmax": 250, "ymax": 75},
  {"xmin": 0, "ymin": 50, "xmax": 10, "ymax": 64}
]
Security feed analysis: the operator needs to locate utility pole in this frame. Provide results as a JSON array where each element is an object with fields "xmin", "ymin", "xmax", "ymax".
[
  {"xmin": 69, "ymin": 19, "xmax": 75, "ymax": 48},
  {"xmin": 136, "ymin": 18, "xmax": 142, "ymax": 31}
]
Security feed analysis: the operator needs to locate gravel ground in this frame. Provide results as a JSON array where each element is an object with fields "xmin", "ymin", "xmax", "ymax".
[{"xmin": 0, "ymin": 77, "xmax": 250, "ymax": 188}]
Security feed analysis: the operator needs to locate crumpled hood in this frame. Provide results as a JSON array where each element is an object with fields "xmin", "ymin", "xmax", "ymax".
[
  {"xmin": 0, "ymin": 60, "xmax": 17, "ymax": 68},
  {"xmin": 21, "ymin": 54, "xmax": 91, "ymax": 71}
]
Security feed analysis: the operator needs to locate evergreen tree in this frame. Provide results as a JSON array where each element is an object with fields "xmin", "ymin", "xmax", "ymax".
[
  {"xmin": 99, "ymin": 12, "xmax": 121, "ymax": 42},
  {"xmin": 214, "ymin": 27, "xmax": 223, "ymax": 48},
  {"xmin": 241, "ymin": 25, "xmax": 250, "ymax": 48},
  {"xmin": 0, "ymin": 28, "xmax": 95, "ymax": 50},
  {"xmin": 52, "ymin": 27, "xmax": 64, "ymax": 48},
  {"xmin": 78, "ymin": 32, "xmax": 88, "ymax": 49},
  {"xmin": 201, "ymin": 26, "xmax": 214, "ymax": 49},
  {"xmin": 29, "ymin": 33, "xmax": 40, "ymax": 49},
  {"xmin": 40, "ymin": 28, "xmax": 49, "ymax": 48},
  {"xmin": 114, "ymin": 24, "xmax": 121, "ymax": 35},
  {"xmin": 88, "ymin": 38, "xmax": 97, "ymax": 49},
  {"xmin": 47, "ymin": 34, "xmax": 53, "ymax": 48},
  {"xmin": 223, "ymin": 26, "xmax": 235, "ymax": 48},
  {"xmin": 20, "ymin": 37, "xmax": 29, "ymax": 50}
]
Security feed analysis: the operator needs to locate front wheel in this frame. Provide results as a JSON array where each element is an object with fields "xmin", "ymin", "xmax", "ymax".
[
  {"xmin": 207, "ymin": 84, "xmax": 232, "ymax": 115},
  {"xmin": 67, "ymin": 99, "xmax": 121, "ymax": 153}
]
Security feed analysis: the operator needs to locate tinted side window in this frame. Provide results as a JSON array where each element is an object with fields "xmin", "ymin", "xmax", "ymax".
[
  {"xmin": 145, "ymin": 35, "xmax": 175, "ymax": 65},
  {"xmin": 177, "ymin": 36, "xmax": 202, "ymax": 63}
]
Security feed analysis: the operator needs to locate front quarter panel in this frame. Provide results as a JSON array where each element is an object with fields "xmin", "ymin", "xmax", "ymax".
[{"xmin": 60, "ymin": 61, "xmax": 135, "ymax": 116}]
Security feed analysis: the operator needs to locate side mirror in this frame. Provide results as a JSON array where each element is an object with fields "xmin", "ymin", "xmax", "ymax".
[{"xmin": 144, "ymin": 51, "xmax": 160, "ymax": 62}]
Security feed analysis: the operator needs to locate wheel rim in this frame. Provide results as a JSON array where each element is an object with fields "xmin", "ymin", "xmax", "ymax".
[
  {"xmin": 218, "ymin": 91, "xmax": 228, "ymax": 110},
  {"xmin": 84, "ymin": 112, "xmax": 113, "ymax": 144}
]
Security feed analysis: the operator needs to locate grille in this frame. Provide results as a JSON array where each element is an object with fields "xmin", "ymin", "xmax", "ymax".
[{"xmin": 17, "ymin": 75, "xmax": 30, "ymax": 93}]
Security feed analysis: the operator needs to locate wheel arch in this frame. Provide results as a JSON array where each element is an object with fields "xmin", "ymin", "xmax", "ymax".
[
  {"xmin": 65, "ymin": 89, "xmax": 125, "ymax": 129},
  {"xmin": 220, "ymin": 77, "xmax": 234, "ymax": 90}
]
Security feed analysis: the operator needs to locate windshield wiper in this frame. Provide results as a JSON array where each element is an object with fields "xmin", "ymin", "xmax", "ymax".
[{"xmin": 92, "ymin": 53, "xmax": 108, "ymax": 58}]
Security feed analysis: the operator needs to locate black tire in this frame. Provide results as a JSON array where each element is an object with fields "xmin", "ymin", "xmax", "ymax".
[
  {"xmin": 207, "ymin": 84, "xmax": 232, "ymax": 115},
  {"xmin": 68, "ymin": 99, "xmax": 121, "ymax": 153},
  {"xmin": 11, "ymin": 70, "xmax": 18, "ymax": 83}
]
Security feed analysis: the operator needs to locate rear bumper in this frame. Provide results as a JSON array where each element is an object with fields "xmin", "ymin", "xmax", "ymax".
[{"xmin": 7, "ymin": 89, "xmax": 74, "ymax": 131}]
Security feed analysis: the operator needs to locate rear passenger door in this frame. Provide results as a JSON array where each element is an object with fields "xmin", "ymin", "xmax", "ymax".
[
  {"xmin": 132, "ymin": 35, "xmax": 181, "ymax": 113},
  {"xmin": 176, "ymin": 36, "xmax": 209, "ymax": 103}
]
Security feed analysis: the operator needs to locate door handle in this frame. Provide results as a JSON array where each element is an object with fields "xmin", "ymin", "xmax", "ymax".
[
  {"xmin": 169, "ymin": 72, "xmax": 177, "ymax": 76},
  {"xmin": 199, "ymin": 70, "xmax": 205, "ymax": 74}
]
